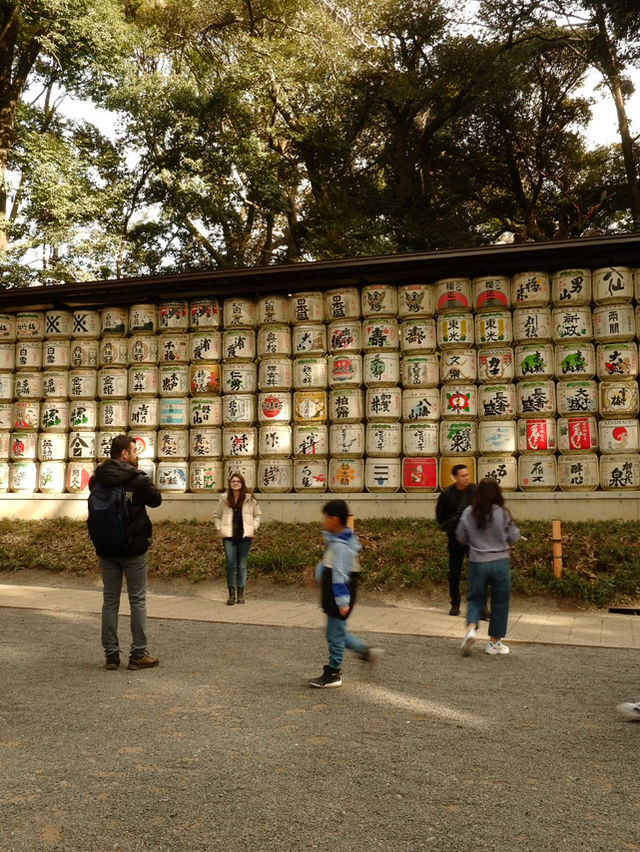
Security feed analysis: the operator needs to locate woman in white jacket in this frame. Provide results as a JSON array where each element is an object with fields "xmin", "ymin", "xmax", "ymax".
[{"xmin": 213, "ymin": 473, "xmax": 261, "ymax": 605}]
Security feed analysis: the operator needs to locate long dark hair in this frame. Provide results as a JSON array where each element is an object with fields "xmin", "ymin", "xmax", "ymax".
[
  {"xmin": 226, "ymin": 472, "xmax": 249, "ymax": 507},
  {"xmin": 471, "ymin": 477, "xmax": 510, "ymax": 530}
]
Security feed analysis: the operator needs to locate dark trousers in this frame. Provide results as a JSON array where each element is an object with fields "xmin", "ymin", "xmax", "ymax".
[{"xmin": 448, "ymin": 537, "xmax": 468, "ymax": 607}]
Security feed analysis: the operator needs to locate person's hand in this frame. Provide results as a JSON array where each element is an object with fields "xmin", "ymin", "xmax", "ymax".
[
  {"xmin": 302, "ymin": 565, "xmax": 316, "ymax": 587},
  {"xmin": 338, "ymin": 605, "xmax": 350, "ymax": 617}
]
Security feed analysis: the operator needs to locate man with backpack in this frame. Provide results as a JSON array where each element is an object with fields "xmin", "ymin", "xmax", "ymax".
[{"xmin": 88, "ymin": 434, "xmax": 162, "ymax": 671}]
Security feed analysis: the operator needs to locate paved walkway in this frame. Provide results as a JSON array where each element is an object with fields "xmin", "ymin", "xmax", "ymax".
[{"xmin": 2, "ymin": 581, "xmax": 640, "ymax": 649}]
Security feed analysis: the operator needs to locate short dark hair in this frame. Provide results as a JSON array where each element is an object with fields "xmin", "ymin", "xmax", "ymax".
[
  {"xmin": 322, "ymin": 499, "xmax": 350, "ymax": 526},
  {"xmin": 110, "ymin": 434, "xmax": 135, "ymax": 459},
  {"xmin": 451, "ymin": 464, "xmax": 468, "ymax": 477}
]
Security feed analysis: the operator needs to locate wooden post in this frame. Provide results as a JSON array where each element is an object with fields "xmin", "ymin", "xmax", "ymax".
[
  {"xmin": 552, "ymin": 519, "xmax": 563, "ymax": 578},
  {"xmin": 347, "ymin": 514, "xmax": 355, "ymax": 530}
]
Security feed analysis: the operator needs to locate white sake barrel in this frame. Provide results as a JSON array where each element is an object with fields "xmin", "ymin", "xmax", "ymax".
[
  {"xmin": 475, "ymin": 312, "xmax": 513, "ymax": 348},
  {"xmin": 557, "ymin": 454, "xmax": 599, "ymax": 492},
  {"xmin": 70, "ymin": 339, "xmax": 99, "ymax": 368},
  {"xmin": 435, "ymin": 278, "xmax": 472, "ymax": 313},
  {"xmin": 292, "ymin": 323, "xmax": 326, "ymax": 356},
  {"xmin": 324, "ymin": 287, "xmax": 361, "ymax": 321},
  {"xmin": 328, "ymin": 354, "xmax": 362, "ymax": 389},
  {"xmin": 129, "ymin": 365, "xmax": 159, "ymax": 397},
  {"xmin": 635, "ymin": 268, "xmax": 640, "ymax": 302},
  {"xmin": 223, "ymin": 329, "xmax": 256, "ymax": 361},
  {"xmin": 0, "ymin": 314, "xmax": 16, "ymax": 341},
  {"xmin": 10, "ymin": 461, "xmax": 38, "ymax": 492},
  {"xmin": 257, "ymin": 324, "xmax": 291, "ymax": 359},
  {"xmin": 158, "ymin": 364, "xmax": 190, "ymax": 397},
  {"xmin": 190, "ymin": 397, "xmax": 222, "ymax": 427},
  {"xmin": 600, "ymin": 454, "xmax": 640, "ymax": 490},
  {"xmin": 330, "ymin": 388, "xmax": 365, "ymax": 423},
  {"xmin": 138, "ymin": 460, "xmax": 156, "ymax": 485},
  {"xmin": 403, "ymin": 422, "xmax": 438, "ymax": 456},
  {"xmin": 0, "ymin": 342, "xmax": 14, "ymax": 370},
  {"xmin": 473, "ymin": 276, "xmax": 510, "ymax": 312},
  {"xmin": 98, "ymin": 400, "xmax": 128, "ymax": 430},
  {"xmin": 68, "ymin": 430, "xmax": 97, "ymax": 459},
  {"xmin": 294, "ymin": 391, "xmax": 327, "ymax": 423},
  {"xmin": 329, "ymin": 423, "xmax": 365, "ymax": 458},
  {"xmin": 439, "ymin": 457, "xmax": 476, "ymax": 491},
  {"xmin": 293, "ymin": 424, "xmax": 329, "ymax": 457},
  {"xmin": 478, "ymin": 421, "xmax": 517, "ymax": 455},
  {"xmin": 0, "ymin": 403, "xmax": 11, "ymax": 430},
  {"xmin": 65, "ymin": 460, "xmax": 93, "ymax": 492},
  {"xmin": 189, "ymin": 460, "xmax": 224, "ymax": 493},
  {"xmin": 555, "ymin": 342, "xmax": 596, "ymax": 380},
  {"xmin": 189, "ymin": 364, "xmax": 219, "ymax": 396},
  {"xmin": 365, "ymin": 387, "xmax": 402, "ymax": 422},
  {"xmin": 437, "ymin": 313, "xmax": 474, "ymax": 348},
  {"xmin": 402, "ymin": 388, "xmax": 439, "ymax": 422},
  {"xmin": 477, "ymin": 348, "xmax": 515, "ymax": 384},
  {"xmin": 10, "ymin": 432, "xmax": 37, "ymax": 460},
  {"xmin": 478, "ymin": 384, "xmax": 517, "ymax": 420},
  {"xmin": 41, "ymin": 371, "xmax": 68, "ymax": 400},
  {"xmin": 14, "ymin": 372, "xmax": 42, "ymax": 400},
  {"xmin": 0, "ymin": 461, "xmax": 9, "ymax": 491},
  {"xmin": 329, "ymin": 458, "xmax": 364, "ymax": 492},
  {"xmin": 440, "ymin": 349, "xmax": 476, "ymax": 384},
  {"xmin": 365, "ymin": 458, "xmax": 401, "ymax": 493},
  {"xmin": 256, "ymin": 295, "xmax": 290, "ymax": 326},
  {"xmin": 513, "ymin": 307, "xmax": 552, "ymax": 344},
  {"xmin": 597, "ymin": 342, "xmax": 638, "ymax": 381},
  {"xmin": 257, "ymin": 459, "xmax": 293, "ymax": 493},
  {"xmin": 439, "ymin": 421, "xmax": 477, "ymax": 455},
  {"xmin": 258, "ymin": 424, "xmax": 292, "ymax": 458},
  {"xmin": 99, "ymin": 337, "xmax": 128, "ymax": 367},
  {"xmin": 42, "ymin": 340, "xmax": 70, "ymax": 369},
  {"xmin": 518, "ymin": 454, "xmax": 557, "ymax": 491},
  {"xmin": 557, "ymin": 416, "xmax": 598, "ymax": 453},
  {"xmin": 190, "ymin": 298, "xmax": 221, "ymax": 330},
  {"xmin": 557, "ymin": 380, "xmax": 598, "ymax": 416},
  {"xmin": 402, "ymin": 355, "xmax": 438, "ymax": 389},
  {"xmin": 365, "ymin": 422, "xmax": 402, "ymax": 457},
  {"xmin": 294, "ymin": 458, "xmax": 328, "ymax": 492},
  {"xmin": 476, "ymin": 456, "xmax": 517, "ymax": 491},
  {"xmin": 550, "ymin": 306, "xmax": 593, "ymax": 344},
  {"xmin": 399, "ymin": 319, "xmax": 436, "ymax": 354},
  {"xmin": 293, "ymin": 357, "xmax": 327, "ymax": 390},
  {"xmin": 129, "ymin": 303, "xmax": 158, "ymax": 334},
  {"xmin": 159, "ymin": 334, "xmax": 189, "ymax": 364},
  {"xmin": 402, "ymin": 457, "xmax": 438, "ymax": 492},
  {"xmin": 593, "ymin": 304, "xmax": 635, "ymax": 342},
  {"xmin": 157, "ymin": 429, "xmax": 189, "ymax": 460},
  {"xmin": 363, "ymin": 352, "xmax": 400, "ymax": 387},
  {"xmin": 593, "ymin": 266, "xmax": 633, "ymax": 304},
  {"xmin": 38, "ymin": 461, "xmax": 66, "ymax": 493},
  {"xmin": 515, "ymin": 343, "xmax": 555, "ymax": 381},
  {"xmin": 398, "ymin": 284, "xmax": 435, "ymax": 318},
  {"xmin": 441, "ymin": 385, "xmax": 478, "ymax": 419},
  {"xmin": 128, "ymin": 430, "xmax": 156, "ymax": 460},
  {"xmin": 16, "ymin": 311, "xmax": 45, "ymax": 340},
  {"xmin": 129, "ymin": 335, "xmax": 159, "ymax": 365},
  {"xmin": 327, "ymin": 320, "xmax": 362, "ymax": 353},
  {"xmin": 157, "ymin": 461, "xmax": 188, "ymax": 492},
  {"xmin": 599, "ymin": 381, "xmax": 639, "ymax": 418},
  {"xmin": 222, "ymin": 393, "xmax": 256, "ymax": 426},
  {"xmin": 222, "ymin": 362, "xmax": 257, "ymax": 395},
  {"xmin": 98, "ymin": 368, "xmax": 128, "ymax": 399},
  {"xmin": 223, "ymin": 460, "xmax": 257, "ymax": 491},
  {"xmin": 258, "ymin": 392, "xmax": 292, "ymax": 424},
  {"xmin": 15, "ymin": 341, "xmax": 42, "ymax": 370},
  {"xmin": 100, "ymin": 307, "xmax": 127, "ymax": 336},
  {"xmin": 159, "ymin": 300, "xmax": 189, "ymax": 332},
  {"xmin": 362, "ymin": 318, "xmax": 399, "ymax": 352},
  {"xmin": 159, "ymin": 397, "xmax": 189, "ymax": 428},
  {"xmin": 599, "ymin": 419, "xmax": 640, "ymax": 454},
  {"xmin": 13, "ymin": 401, "xmax": 40, "ymax": 430},
  {"xmin": 223, "ymin": 426, "xmax": 258, "ymax": 459},
  {"xmin": 258, "ymin": 357, "xmax": 292, "ymax": 391},
  {"xmin": 190, "ymin": 331, "xmax": 221, "ymax": 363},
  {"xmin": 291, "ymin": 291, "xmax": 324, "ymax": 324},
  {"xmin": 361, "ymin": 284, "xmax": 397, "ymax": 318},
  {"xmin": 129, "ymin": 398, "xmax": 159, "ymax": 429},
  {"xmin": 71, "ymin": 310, "xmax": 100, "ymax": 339},
  {"xmin": 69, "ymin": 400, "xmax": 98, "ymax": 431},
  {"xmin": 96, "ymin": 432, "xmax": 120, "ymax": 460},
  {"xmin": 223, "ymin": 298, "xmax": 256, "ymax": 329},
  {"xmin": 40, "ymin": 401, "xmax": 69, "ymax": 432},
  {"xmin": 37, "ymin": 432, "xmax": 67, "ymax": 462},
  {"xmin": 511, "ymin": 271, "xmax": 550, "ymax": 307},
  {"xmin": 517, "ymin": 379, "xmax": 556, "ymax": 417},
  {"xmin": 552, "ymin": 269, "xmax": 592, "ymax": 306},
  {"xmin": 68, "ymin": 370, "xmax": 96, "ymax": 399},
  {"xmin": 517, "ymin": 418, "xmax": 557, "ymax": 452}
]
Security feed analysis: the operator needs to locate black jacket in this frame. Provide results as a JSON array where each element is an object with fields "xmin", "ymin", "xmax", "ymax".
[
  {"xmin": 435, "ymin": 483, "xmax": 476, "ymax": 538},
  {"xmin": 89, "ymin": 459, "xmax": 162, "ymax": 557}
]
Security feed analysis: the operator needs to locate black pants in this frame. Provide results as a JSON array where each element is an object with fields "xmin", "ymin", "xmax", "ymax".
[{"xmin": 448, "ymin": 537, "xmax": 468, "ymax": 607}]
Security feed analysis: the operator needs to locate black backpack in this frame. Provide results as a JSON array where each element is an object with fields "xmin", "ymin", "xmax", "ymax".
[{"xmin": 87, "ymin": 481, "xmax": 131, "ymax": 552}]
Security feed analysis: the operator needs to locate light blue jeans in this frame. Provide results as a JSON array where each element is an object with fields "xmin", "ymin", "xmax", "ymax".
[
  {"xmin": 223, "ymin": 537, "xmax": 252, "ymax": 588},
  {"xmin": 467, "ymin": 558, "xmax": 511, "ymax": 639},
  {"xmin": 100, "ymin": 552, "xmax": 149, "ymax": 657},
  {"xmin": 326, "ymin": 616, "xmax": 368, "ymax": 670}
]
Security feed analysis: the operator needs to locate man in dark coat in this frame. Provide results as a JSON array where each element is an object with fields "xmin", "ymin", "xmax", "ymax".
[{"xmin": 435, "ymin": 464, "xmax": 477, "ymax": 616}]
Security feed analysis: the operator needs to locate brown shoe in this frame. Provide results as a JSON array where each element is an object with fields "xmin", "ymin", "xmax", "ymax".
[{"xmin": 127, "ymin": 654, "xmax": 159, "ymax": 670}]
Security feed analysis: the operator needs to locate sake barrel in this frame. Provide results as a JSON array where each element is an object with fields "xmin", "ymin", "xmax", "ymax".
[
  {"xmin": 42, "ymin": 340, "xmax": 70, "ymax": 369},
  {"xmin": 329, "ymin": 423, "xmax": 365, "ymax": 458},
  {"xmin": 15, "ymin": 341, "xmax": 42, "ymax": 370},
  {"xmin": 439, "ymin": 457, "xmax": 476, "ymax": 491},
  {"xmin": 437, "ymin": 313, "xmax": 474, "ymax": 348},
  {"xmin": 159, "ymin": 397, "xmax": 189, "ymax": 428},
  {"xmin": 98, "ymin": 400, "xmax": 128, "ymax": 430},
  {"xmin": 138, "ymin": 460, "xmax": 156, "ymax": 485},
  {"xmin": 435, "ymin": 278, "xmax": 472, "ymax": 313},
  {"xmin": 636, "ymin": 306, "xmax": 640, "ymax": 341},
  {"xmin": 476, "ymin": 456, "xmax": 517, "ymax": 491},
  {"xmin": 223, "ymin": 298, "xmax": 256, "ymax": 329},
  {"xmin": 70, "ymin": 339, "xmax": 99, "ymax": 368},
  {"xmin": 330, "ymin": 388, "xmax": 364, "ymax": 423},
  {"xmin": 517, "ymin": 379, "xmax": 556, "ymax": 417},
  {"xmin": 40, "ymin": 401, "xmax": 69, "ymax": 432},
  {"xmin": 402, "ymin": 457, "xmax": 438, "ymax": 492},
  {"xmin": 324, "ymin": 287, "xmax": 361, "ymax": 321},
  {"xmin": 557, "ymin": 454, "xmax": 599, "ymax": 492},
  {"xmin": 290, "ymin": 291, "xmax": 324, "ymax": 324},
  {"xmin": 128, "ymin": 430, "xmax": 157, "ymax": 460},
  {"xmin": 552, "ymin": 269, "xmax": 592, "ymax": 306},
  {"xmin": 0, "ymin": 402, "xmax": 11, "ymax": 429},
  {"xmin": 0, "ymin": 461, "xmax": 9, "ymax": 491},
  {"xmin": 293, "ymin": 424, "xmax": 329, "ymax": 457},
  {"xmin": 223, "ymin": 460, "xmax": 257, "ymax": 491},
  {"xmin": 129, "ymin": 365, "xmax": 159, "ymax": 397},
  {"xmin": 328, "ymin": 354, "xmax": 362, "ymax": 389},
  {"xmin": 473, "ymin": 276, "xmax": 510, "ymax": 312},
  {"xmin": 511, "ymin": 271, "xmax": 550, "ymax": 307},
  {"xmin": 256, "ymin": 295, "xmax": 290, "ymax": 326},
  {"xmin": 14, "ymin": 372, "xmax": 42, "ymax": 400},
  {"xmin": 68, "ymin": 431, "xmax": 97, "ymax": 459},
  {"xmin": 551, "ymin": 307, "xmax": 593, "ymax": 343},
  {"xmin": 259, "ymin": 358, "xmax": 292, "ymax": 391},
  {"xmin": 41, "ymin": 371, "xmax": 68, "ymax": 401},
  {"xmin": 439, "ymin": 421, "xmax": 477, "ymax": 455},
  {"xmin": 189, "ymin": 460, "xmax": 224, "ymax": 493},
  {"xmin": 440, "ymin": 385, "xmax": 478, "ymax": 419},
  {"xmin": 365, "ymin": 458, "xmax": 401, "ymax": 493},
  {"xmin": 402, "ymin": 422, "xmax": 438, "ymax": 456},
  {"xmin": 98, "ymin": 338, "xmax": 126, "ymax": 367},
  {"xmin": 129, "ymin": 303, "xmax": 158, "ymax": 334},
  {"xmin": 593, "ymin": 304, "xmax": 635, "ymax": 342},
  {"xmin": 190, "ymin": 364, "xmax": 220, "ymax": 395},
  {"xmin": 515, "ymin": 343, "xmax": 555, "ymax": 380},
  {"xmin": 593, "ymin": 266, "xmax": 633, "ymax": 304},
  {"xmin": 158, "ymin": 364, "xmax": 190, "ymax": 397},
  {"xmin": 327, "ymin": 320, "xmax": 362, "ymax": 353},
  {"xmin": 557, "ymin": 380, "xmax": 598, "ymax": 416},
  {"xmin": 0, "ymin": 342, "xmax": 14, "ymax": 370},
  {"xmin": 518, "ymin": 454, "xmax": 557, "ymax": 491},
  {"xmin": 402, "ymin": 388, "xmax": 439, "ymax": 422},
  {"xmin": 71, "ymin": 310, "xmax": 100, "ymax": 339},
  {"xmin": 478, "ymin": 384, "xmax": 516, "ymax": 420},
  {"xmin": 597, "ymin": 342, "xmax": 638, "ymax": 381},
  {"xmin": 128, "ymin": 335, "xmax": 159, "ymax": 365},
  {"xmin": 65, "ymin": 461, "xmax": 93, "ymax": 493},
  {"xmin": 294, "ymin": 391, "xmax": 327, "ymax": 423},
  {"xmin": 599, "ymin": 419, "xmax": 640, "ymax": 454},
  {"xmin": 475, "ymin": 312, "xmax": 513, "ymax": 348},
  {"xmin": 258, "ymin": 392, "xmax": 292, "ymax": 424},
  {"xmin": 517, "ymin": 418, "xmax": 557, "ymax": 452},
  {"xmin": 10, "ymin": 461, "xmax": 38, "ymax": 492},
  {"xmin": 399, "ymin": 319, "xmax": 437, "ymax": 354},
  {"xmin": 37, "ymin": 432, "xmax": 67, "ymax": 461},
  {"xmin": 600, "ymin": 454, "xmax": 640, "ymax": 490},
  {"xmin": 440, "ymin": 349, "xmax": 476, "ymax": 384},
  {"xmin": 159, "ymin": 334, "xmax": 189, "ymax": 364},
  {"xmin": 222, "ymin": 362, "xmax": 257, "ymax": 395},
  {"xmin": 513, "ymin": 307, "xmax": 552, "ymax": 343},
  {"xmin": 190, "ymin": 397, "xmax": 222, "ymax": 428},
  {"xmin": 293, "ymin": 357, "xmax": 327, "ymax": 390},
  {"xmin": 363, "ymin": 352, "xmax": 400, "ymax": 387},
  {"xmin": 222, "ymin": 393, "xmax": 256, "ymax": 426},
  {"xmin": 13, "ymin": 401, "xmax": 40, "ymax": 430},
  {"xmin": 257, "ymin": 324, "xmax": 291, "ymax": 359},
  {"xmin": 292, "ymin": 324, "xmax": 326, "ymax": 357},
  {"xmin": 599, "ymin": 381, "xmax": 640, "ymax": 418},
  {"xmin": 129, "ymin": 398, "xmax": 159, "ymax": 429},
  {"xmin": 190, "ymin": 331, "xmax": 222, "ymax": 363},
  {"xmin": 365, "ymin": 387, "xmax": 402, "ymax": 422},
  {"xmin": 97, "ymin": 368, "xmax": 128, "ymax": 399},
  {"xmin": 557, "ymin": 416, "xmax": 598, "ymax": 453},
  {"xmin": 361, "ymin": 284, "xmax": 397, "ymax": 318},
  {"xmin": 257, "ymin": 459, "xmax": 293, "ymax": 493},
  {"xmin": 477, "ymin": 348, "xmax": 514, "ymax": 384},
  {"xmin": 362, "ymin": 318, "xmax": 399, "ymax": 352},
  {"xmin": 402, "ymin": 355, "xmax": 439, "ymax": 389},
  {"xmin": 555, "ymin": 343, "xmax": 596, "ymax": 380},
  {"xmin": 0, "ymin": 374, "xmax": 12, "ymax": 402},
  {"xmin": 478, "ymin": 421, "xmax": 516, "ymax": 455},
  {"xmin": 157, "ymin": 461, "xmax": 188, "ymax": 492},
  {"xmin": 16, "ymin": 311, "xmax": 45, "ymax": 339},
  {"xmin": 223, "ymin": 329, "xmax": 256, "ymax": 361},
  {"xmin": 159, "ymin": 300, "xmax": 189, "ymax": 332},
  {"xmin": 190, "ymin": 298, "xmax": 221, "ymax": 330},
  {"xmin": 100, "ymin": 307, "xmax": 127, "ymax": 336},
  {"xmin": 223, "ymin": 427, "xmax": 258, "ymax": 459},
  {"xmin": 0, "ymin": 314, "xmax": 16, "ymax": 341},
  {"xmin": 329, "ymin": 458, "xmax": 364, "ymax": 493},
  {"xmin": 365, "ymin": 422, "xmax": 402, "ymax": 457},
  {"xmin": 38, "ymin": 461, "xmax": 66, "ymax": 493},
  {"xmin": 157, "ymin": 429, "xmax": 189, "ymax": 460},
  {"xmin": 96, "ymin": 432, "xmax": 120, "ymax": 460},
  {"xmin": 258, "ymin": 424, "xmax": 292, "ymax": 458},
  {"xmin": 69, "ymin": 400, "xmax": 98, "ymax": 431},
  {"xmin": 293, "ymin": 458, "xmax": 327, "ymax": 492}
]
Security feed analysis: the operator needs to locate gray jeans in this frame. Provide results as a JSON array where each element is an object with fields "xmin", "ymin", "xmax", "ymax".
[{"xmin": 100, "ymin": 552, "xmax": 149, "ymax": 657}]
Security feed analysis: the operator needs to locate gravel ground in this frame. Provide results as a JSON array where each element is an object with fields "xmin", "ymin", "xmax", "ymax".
[{"xmin": 1, "ymin": 605, "xmax": 639, "ymax": 852}]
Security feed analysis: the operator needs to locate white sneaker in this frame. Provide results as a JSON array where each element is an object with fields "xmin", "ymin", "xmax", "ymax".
[
  {"xmin": 485, "ymin": 640, "xmax": 510, "ymax": 655},
  {"xmin": 616, "ymin": 700, "xmax": 640, "ymax": 721},
  {"xmin": 461, "ymin": 627, "xmax": 477, "ymax": 657}
]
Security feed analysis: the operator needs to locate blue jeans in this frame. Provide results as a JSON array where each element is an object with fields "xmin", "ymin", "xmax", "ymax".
[
  {"xmin": 326, "ymin": 615, "xmax": 368, "ymax": 670},
  {"xmin": 100, "ymin": 552, "xmax": 149, "ymax": 657},
  {"xmin": 467, "ymin": 558, "xmax": 511, "ymax": 639},
  {"xmin": 223, "ymin": 537, "xmax": 252, "ymax": 588}
]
